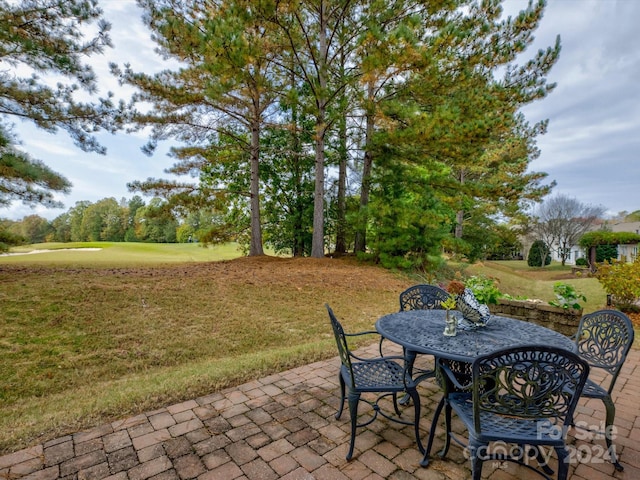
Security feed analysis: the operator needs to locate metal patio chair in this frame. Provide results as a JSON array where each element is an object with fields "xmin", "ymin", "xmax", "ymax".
[
  {"xmin": 396, "ymin": 284, "xmax": 451, "ymax": 387},
  {"xmin": 421, "ymin": 357, "xmax": 473, "ymax": 466},
  {"xmin": 326, "ymin": 304, "xmax": 424, "ymax": 460},
  {"xmin": 572, "ymin": 309, "xmax": 635, "ymax": 471},
  {"xmin": 425, "ymin": 345, "xmax": 589, "ymax": 480},
  {"xmin": 399, "ymin": 284, "xmax": 451, "ymax": 311}
]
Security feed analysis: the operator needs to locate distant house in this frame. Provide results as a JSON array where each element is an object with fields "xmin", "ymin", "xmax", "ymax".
[
  {"xmin": 608, "ymin": 221, "xmax": 640, "ymax": 262},
  {"xmin": 550, "ymin": 245, "xmax": 583, "ymax": 265},
  {"xmin": 546, "ymin": 240, "xmax": 588, "ymax": 265},
  {"xmin": 522, "ymin": 221, "xmax": 639, "ymax": 266}
]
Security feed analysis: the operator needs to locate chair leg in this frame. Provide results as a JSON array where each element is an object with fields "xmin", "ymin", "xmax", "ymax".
[
  {"xmin": 421, "ymin": 396, "xmax": 445, "ymax": 467},
  {"xmin": 531, "ymin": 445, "xmax": 554, "ymax": 475},
  {"xmin": 555, "ymin": 446, "xmax": 570, "ymax": 480},
  {"xmin": 346, "ymin": 390, "xmax": 360, "ymax": 461},
  {"xmin": 469, "ymin": 440, "xmax": 484, "ymax": 480},
  {"xmin": 336, "ymin": 373, "xmax": 346, "ymax": 420},
  {"xmin": 392, "ymin": 393, "xmax": 401, "ymax": 416},
  {"xmin": 407, "ymin": 388, "xmax": 424, "ymax": 454},
  {"xmin": 602, "ymin": 396, "xmax": 624, "ymax": 471}
]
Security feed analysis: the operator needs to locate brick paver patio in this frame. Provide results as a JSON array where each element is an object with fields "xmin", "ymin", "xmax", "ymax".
[{"xmin": 2, "ymin": 345, "xmax": 638, "ymax": 480}]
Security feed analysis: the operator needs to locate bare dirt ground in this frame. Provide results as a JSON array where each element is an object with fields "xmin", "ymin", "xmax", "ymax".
[{"xmin": 626, "ymin": 311, "xmax": 640, "ymax": 327}]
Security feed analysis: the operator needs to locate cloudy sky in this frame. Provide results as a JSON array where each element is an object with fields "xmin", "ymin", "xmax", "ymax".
[{"xmin": 5, "ymin": 0, "xmax": 639, "ymax": 221}]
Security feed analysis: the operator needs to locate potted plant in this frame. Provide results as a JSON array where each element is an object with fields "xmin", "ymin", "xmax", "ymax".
[{"xmin": 441, "ymin": 295, "xmax": 458, "ymax": 336}]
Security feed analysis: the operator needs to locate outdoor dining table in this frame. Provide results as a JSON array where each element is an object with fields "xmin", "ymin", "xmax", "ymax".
[
  {"xmin": 375, "ymin": 309, "xmax": 578, "ymax": 466},
  {"xmin": 375, "ymin": 309, "xmax": 576, "ymax": 363}
]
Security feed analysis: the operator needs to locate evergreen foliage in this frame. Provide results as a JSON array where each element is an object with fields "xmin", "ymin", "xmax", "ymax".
[
  {"xmin": 0, "ymin": 0, "xmax": 119, "ymax": 209},
  {"xmin": 595, "ymin": 244, "xmax": 618, "ymax": 263},
  {"xmin": 108, "ymin": 0, "xmax": 561, "ymax": 265},
  {"xmin": 527, "ymin": 239, "xmax": 551, "ymax": 267}
]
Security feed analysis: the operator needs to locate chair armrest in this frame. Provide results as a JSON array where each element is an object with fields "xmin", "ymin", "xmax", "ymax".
[
  {"xmin": 344, "ymin": 330, "xmax": 379, "ymax": 338},
  {"xmin": 349, "ymin": 351, "xmax": 406, "ymax": 363},
  {"xmin": 343, "ymin": 330, "xmax": 388, "ymax": 356},
  {"xmin": 348, "ymin": 354, "xmax": 417, "ymax": 389},
  {"xmin": 438, "ymin": 359, "xmax": 473, "ymax": 391}
]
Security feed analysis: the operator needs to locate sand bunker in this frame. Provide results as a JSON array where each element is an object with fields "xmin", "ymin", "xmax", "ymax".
[{"xmin": 1, "ymin": 248, "xmax": 102, "ymax": 256}]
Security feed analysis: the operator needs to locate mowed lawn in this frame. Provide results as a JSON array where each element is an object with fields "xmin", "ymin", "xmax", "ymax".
[
  {"xmin": 1, "ymin": 241, "xmax": 245, "ymax": 265},
  {"xmin": 0, "ymin": 243, "xmax": 412, "ymax": 453}
]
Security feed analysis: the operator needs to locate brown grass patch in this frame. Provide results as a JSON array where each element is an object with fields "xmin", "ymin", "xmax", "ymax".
[{"xmin": 0, "ymin": 255, "xmax": 412, "ymax": 453}]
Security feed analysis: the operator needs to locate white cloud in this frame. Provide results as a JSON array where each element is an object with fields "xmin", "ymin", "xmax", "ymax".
[{"xmin": 510, "ymin": 0, "xmax": 640, "ymax": 215}]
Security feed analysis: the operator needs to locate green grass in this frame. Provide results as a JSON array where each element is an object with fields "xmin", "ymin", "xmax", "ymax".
[
  {"xmin": 0, "ymin": 247, "xmax": 634, "ymax": 454},
  {"xmin": 2, "ymin": 242, "xmax": 246, "ymax": 266},
  {"xmin": 463, "ymin": 260, "xmax": 609, "ymax": 313}
]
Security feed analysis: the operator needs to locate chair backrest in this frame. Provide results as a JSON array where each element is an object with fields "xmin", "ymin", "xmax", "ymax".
[
  {"xmin": 399, "ymin": 284, "xmax": 450, "ymax": 311},
  {"xmin": 325, "ymin": 304, "xmax": 354, "ymax": 382},
  {"xmin": 472, "ymin": 346, "xmax": 590, "ymax": 435},
  {"xmin": 574, "ymin": 309, "xmax": 635, "ymax": 393}
]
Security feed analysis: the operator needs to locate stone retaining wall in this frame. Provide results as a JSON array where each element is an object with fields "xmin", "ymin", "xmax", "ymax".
[{"xmin": 489, "ymin": 299, "xmax": 582, "ymax": 336}]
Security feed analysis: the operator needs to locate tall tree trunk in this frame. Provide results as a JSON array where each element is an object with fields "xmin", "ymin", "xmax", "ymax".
[
  {"xmin": 290, "ymin": 67, "xmax": 305, "ymax": 257},
  {"xmin": 249, "ymin": 118, "xmax": 264, "ymax": 256},
  {"xmin": 312, "ymin": 119, "xmax": 326, "ymax": 258},
  {"xmin": 455, "ymin": 210, "xmax": 464, "ymax": 239},
  {"xmin": 311, "ymin": 2, "xmax": 328, "ymax": 258},
  {"xmin": 335, "ymin": 64, "xmax": 348, "ymax": 254},
  {"xmin": 355, "ymin": 81, "xmax": 375, "ymax": 253},
  {"xmin": 454, "ymin": 170, "xmax": 465, "ymax": 239}
]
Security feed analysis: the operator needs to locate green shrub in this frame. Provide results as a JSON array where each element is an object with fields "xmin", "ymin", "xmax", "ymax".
[
  {"xmin": 549, "ymin": 282, "xmax": 586, "ymax": 310},
  {"xmin": 527, "ymin": 240, "xmax": 551, "ymax": 267},
  {"xmin": 465, "ymin": 275, "xmax": 502, "ymax": 305},
  {"xmin": 594, "ymin": 257, "xmax": 640, "ymax": 310},
  {"xmin": 595, "ymin": 244, "xmax": 618, "ymax": 263},
  {"xmin": 575, "ymin": 257, "xmax": 588, "ymax": 267}
]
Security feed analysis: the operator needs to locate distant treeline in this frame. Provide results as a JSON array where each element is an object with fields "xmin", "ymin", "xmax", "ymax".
[{"xmin": 1, "ymin": 196, "xmax": 205, "ymax": 246}]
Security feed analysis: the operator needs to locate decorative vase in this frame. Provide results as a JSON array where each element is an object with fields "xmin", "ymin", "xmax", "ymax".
[{"xmin": 443, "ymin": 310, "xmax": 458, "ymax": 336}]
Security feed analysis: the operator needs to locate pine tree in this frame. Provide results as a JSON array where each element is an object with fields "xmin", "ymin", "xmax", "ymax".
[
  {"xmin": 0, "ymin": 0, "xmax": 117, "ymax": 209},
  {"xmin": 116, "ymin": 0, "xmax": 284, "ymax": 256},
  {"xmin": 366, "ymin": 0, "xmax": 559, "ymax": 263}
]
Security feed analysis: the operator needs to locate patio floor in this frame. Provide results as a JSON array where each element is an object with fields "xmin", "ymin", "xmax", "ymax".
[{"xmin": 2, "ymin": 344, "xmax": 638, "ymax": 480}]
